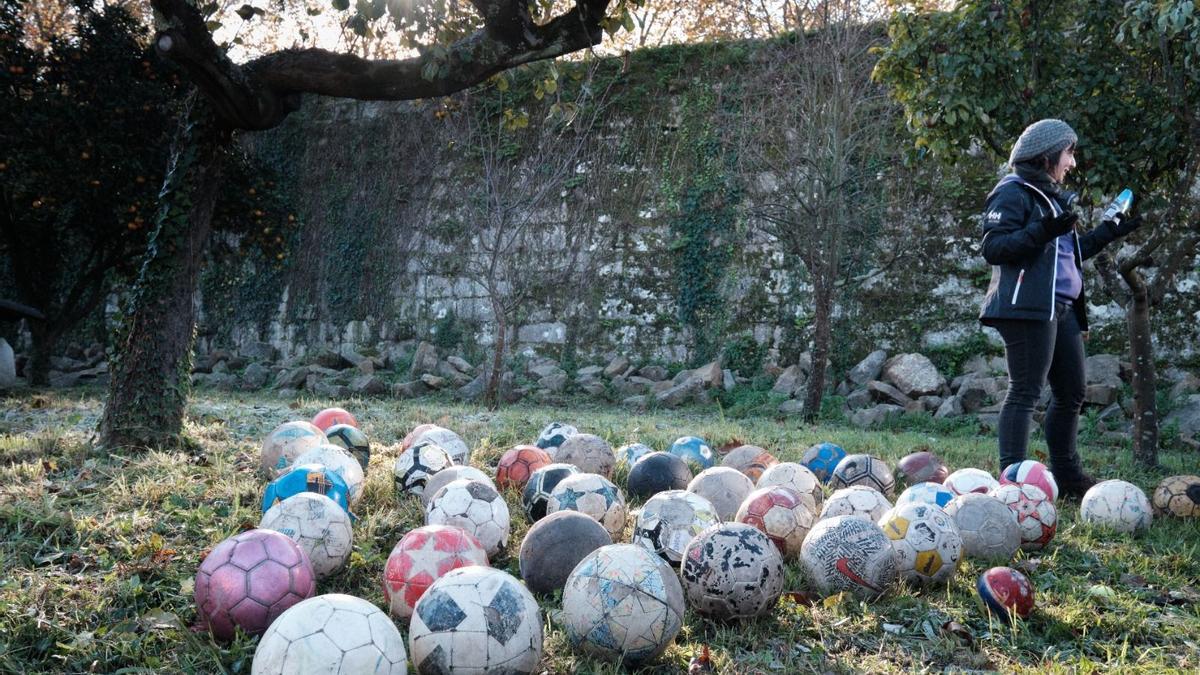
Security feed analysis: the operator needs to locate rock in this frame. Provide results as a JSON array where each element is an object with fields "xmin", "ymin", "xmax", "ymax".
[
  {"xmin": 529, "ymin": 363, "xmax": 565, "ymax": 379},
  {"xmin": 835, "ymin": 381, "xmax": 851, "ymax": 397},
  {"xmin": 211, "ymin": 360, "xmax": 229, "ymax": 375},
  {"xmin": 581, "ymin": 381, "xmax": 607, "ymax": 396},
  {"xmin": 796, "ymin": 351, "xmax": 814, "ymax": 377},
  {"xmin": 723, "ymin": 369, "xmax": 735, "ymax": 392},
  {"xmin": 867, "ymin": 380, "xmax": 912, "ymax": 406},
  {"xmin": 918, "ymin": 395, "xmax": 943, "ymax": 412},
  {"xmin": 409, "ymin": 341, "xmax": 440, "ymax": 379},
  {"xmin": 437, "ymin": 360, "xmax": 469, "ymax": 384},
  {"xmin": 904, "ymin": 400, "xmax": 925, "ymax": 414},
  {"xmin": 612, "ymin": 376, "xmax": 645, "ymax": 398},
  {"xmin": 393, "ymin": 380, "xmax": 429, "ymax": 398},
  {"xmin": 241, "ymin": 362, "xmax": 271, "ymax": 389},
  {"xmin": 671, "ymin": 368, "xmax": 692, "ymax": 386},
  {"xmin": 1085, "ymin": 354, "xmax": 1123, "ymax": 388},
  {"xmin": 420, "ymin": 373, "xmax": 446, "ymax": 389},
  {"xmin": 622, "ymin": 395, "xmax": 648, "ymax": 409},
  {"xmin": 51, "ymin": 356, "xmax": 86, "ymax": 372},
  {"xmin": 274, "ymin": 367, "xmax": 308, "ymax": 390},
  {"xmin": 356, "ymin": 359, "xmax": 376, "ymax": 375},
  {"xmin": 847, "ymin": 350, "xmax": 888, "ymax": 386},
  {"xmin": 603, "ymin": 355, "xmax": 630, "ymax": 378},
  {"xmin": 957, "ymin": 379, "xmax": 993, "ymax": 413},
  {"xmin": 1169, "ymin": 373, "xmax": 1200, "ymax": 400},
  {"xmin": 241, "ymin": 341, "xmax": 276, "ymax": 362},
  {"xmin": 881, "ymin": 353, "xmax": 945, "ymax": 397},
  {"xmin": 849, "ymin": 404, "xmax": 904, "ymax": 428},
  {"xmin": 638, "ymin": 365, "xmax": 668, "ymax": 381},
  {"xmin": 845, "ymin": 389, "xmax": 873, "ymax": 410},
  {"xmin": 312, "ymin": 381, "xmax": 350, "ymax": 398},
  {"xmin": 1097, "ymin": 403, "xmax": 1126, "ymax": 424},
  {"xmin": 778, "ymin": 399, "xmax": 805, "ymax": 415},
  {"xmin": 457, "ymin": 373, "xmax": 486, "ymax": 400},
  {"xmin": 1084, "ymin": 383, "xmax": 1118, "ymax": 407},
  {"xmin": 934, "ymin": 395, "xmax": 964, "ymax": 419},
  {"xmin": 538, "ymin": 372, "xmax": 568, "ymax": 393},
  {"xmin": 772, "ymin": 365, "xmax": 805, "ymax": 397},
  {"xmin": 652, "ymin": 380, "xmax": 674, "ymax": 394},
  {"xmin": 0, "ymin": 338, "xmax": 15, "ymax": 388},
  {"xmin": 350, "ymin": 375, "xmax": 387, "ymax": 396},
  {"xmin": 576, "ymin": 365, "xmax": 604, "ymax": 380},
  {"xmin": 50, "ymin": 371, "xmax": 82, "ymax": 388},
  {"xmin": 312, "ymin": 348, "xmax": 345, "ymax": 370},
  {"xmin": 691, "ymin": 361, "xmax": 724, "ymax": 389},
  {"xmin": 988, "ymin": 356, "xmax": 1008, "ymax": 374},
  {"xmin": 378, "ymin": 341, "xmax": 413, "ymax": 369},
  {"xmin": 960, "ymin": 354, "xmax": 990, "ymax": 376},
  {"xmin": 655, "ymin": 379, "xmax": 702, "ymax": 408},
  {"xmin": 447, "ymin": 356, "xmax": 473, "ymax": 374}
]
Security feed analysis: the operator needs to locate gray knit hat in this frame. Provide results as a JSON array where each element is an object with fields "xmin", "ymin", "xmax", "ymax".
[{"xmin": 1008, "ymin": 119, "xmax": 1078, "ymax": 166}]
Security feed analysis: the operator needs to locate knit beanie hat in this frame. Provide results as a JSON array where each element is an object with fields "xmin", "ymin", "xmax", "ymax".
[{"xmin": 1008, "ymin": 119, "xmax": 1077, "ymax": 166}]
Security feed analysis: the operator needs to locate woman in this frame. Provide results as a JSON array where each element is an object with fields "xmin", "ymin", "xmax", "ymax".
[{"xmin": 978, "ymin": 118, "xmax": 1143, "ymax": 500}]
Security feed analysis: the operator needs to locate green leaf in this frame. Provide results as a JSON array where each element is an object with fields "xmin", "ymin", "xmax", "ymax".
[
  {"xmin": 332, "ymin": 0, "xmax": 349, "ymax": 11},
  {"xmin": 204, "ymin": 20, "xmax": 222, "ymax": 31}
]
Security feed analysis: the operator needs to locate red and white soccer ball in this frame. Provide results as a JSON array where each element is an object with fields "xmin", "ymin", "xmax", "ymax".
[
  {"xmin": 991, "ymin": 483, "xmax": 1057, "ymax": 550},
  {"xmin": 735, "ymin": 485, "xmax": 815, "ymax": 559},
  {"xmin": 1000, "ymin": 460, "xmax": 1059, "ymax": 501},
  {"xmin": 944, "ymin": 468, "xmax": 1000, "ymax": 497},
  {"xmin": 383, "ymin": 524, "xmax": 488, "ymax": 620}
]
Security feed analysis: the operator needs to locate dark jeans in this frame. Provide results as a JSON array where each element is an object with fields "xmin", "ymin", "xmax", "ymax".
[{"xmin": 991, "ymin": 302, "xmax": 1087, "ymax": 481}]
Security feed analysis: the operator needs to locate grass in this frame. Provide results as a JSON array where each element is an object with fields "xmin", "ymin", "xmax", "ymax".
[{"xmin": 1, "ymin": 387, "xmax": 1198, "ymax": 674}]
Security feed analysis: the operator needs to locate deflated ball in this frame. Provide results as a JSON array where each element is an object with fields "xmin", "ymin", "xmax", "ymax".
[
  {"xmin": 555, "ymin": 433, "xmax": 616, "ymax": 478},
  {"xmin": 721, "ymin": 444, "xmax": 779, "ymax": 483},
  {"xmin": 520, "ymin": 510, "xmax": 611, "ymax": 596},
  {"xmin": 896, "ymin": 451, "xmax": 949, "ymax": 486},
  {"xmin": 687, "ymin": 466, "xmax": 754, "ymax": 521}
]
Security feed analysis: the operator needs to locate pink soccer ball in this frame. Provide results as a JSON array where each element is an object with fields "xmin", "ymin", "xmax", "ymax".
[
  {"xmin": 382, "ymin": 524, "xmax": 488, "ymax": 619},
  {"xmin": 1000, "ymin": 460, "xmax": 1059, "ymax": 501},
  {"xmin": 194, "ymin": 529, "xmax": 316, "ymax": 641}
]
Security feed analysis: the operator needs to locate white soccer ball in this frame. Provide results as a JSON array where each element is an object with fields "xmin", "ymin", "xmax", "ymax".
[
  {"xmin": 259, "ymin": 492, "xmax": 353, "ymax": 579},
  {"xmin": 292, "ymin": 444, "xmax": 366, "ymax": 505},
  {"xmin": 412, "ymin": 426, "xmax": 470, "ymax": 464},
  {"xmin": 944, "ymin": 468, "xmax": 999, "ymax": 497},
  {"xmin": 800, "ymin": 515, "xmax": 896, "ymax": 599},
  {"xmin": 420, "ymin": 466, "xmax": 494, "ymax": 508},
  {"xmin": 735, "ymin": 486, "xmax": 815, "ymax": 559},
  {"xmin": 1080, "ymin": 479, "xmax": 1153, "ymax": 533},
  {"xmin": 879, "ymin": 502, "xmax": 963, "ymax": 586},
  {"xmin": 632, "ymin": 490, "xmax": 719, "ymax": 564},
  {"xmin": 943, "ymin": 493, "xmax": 1021, "ymax": 562},
  {"xmin": 409, "ymin": 567, "xmax": 541, "ymax": 673},
  {"xmin": 757, "ymin": 462, "xmax": 823, "ymax": 509},
  {"xmin": 680, "ymin": 523, "xmax": 786, "ymax": 619},
  {"xmin": 251, "ymin": 594, "xmax": 407, "ymax": 674},
  {"xmin": 535, "ymin": 422, "xmax": 578, "ymax": 456},
  {"xmin": 687, "ymin": 467, "xmax": 755, "ymax": 521},
  {"xmin": 394, "ymin": 442, "xmax": 455, "ymax": 498},
  {"xmin": 819, "ymin": 486, "xmax": 892, "ymax": 523},
  {"xmin": 426, "ymin": 479, "xmax": 511, "ymax": 557},
  {"xmin": 547, "ymin": 472, "xmax": 628, "ymax": 539},
  {"xmin": 261, "ymin": 421, "xmax": 327, "ymax": 477},
  {"xmin": 896, "ymin": 481, "xmax": 956, "ymax": 509}
]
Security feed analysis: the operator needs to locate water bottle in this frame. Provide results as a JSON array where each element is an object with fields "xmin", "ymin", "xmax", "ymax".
[{"xmin": 1102, "ymin": 188, "xmax": 1134, "ymax": 222}]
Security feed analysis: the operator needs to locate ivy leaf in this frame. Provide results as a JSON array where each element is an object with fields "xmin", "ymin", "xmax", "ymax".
[
  {"xmin": 332, "ymin": 0, "xmax": 349, "ymax": 11},
  {"xmin": 234, "ymin": 4, "xmax": 259, "ymax": 21}
]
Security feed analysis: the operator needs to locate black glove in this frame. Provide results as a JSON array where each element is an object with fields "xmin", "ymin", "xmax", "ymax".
[
  {"xmin": 1110, "ymin": 213, "xmax": 1143, "ymax": 237},
  {"xmin": 1043, "ymin": 211, "xmax": 1078, "ymax": 240}
]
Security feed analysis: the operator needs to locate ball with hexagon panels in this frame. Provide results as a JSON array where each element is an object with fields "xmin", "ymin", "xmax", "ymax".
[
  {"xmin": 555, "ymin": 433, "xmax": 617, "ymax": 478},
  {"xmin": 520, "ymin": 510, "xmax": 612, "ymax": 596},
  {"xmin": 195, "ymin": 529, "xmax": 316, "ymax": 642},
  {"xmin": 944, "ymin": 468, "xmax": 1000, "ymax": 496},
  {"xmin": 411, "ymin": 426, "xmax": 470, "ymax": 465},
  {"xmin": 1080, "ymin": 480, "xmax": 1153, "ymax": 533},
  {"xmin": 757, "ymin": 461, "xmax": 823, "ymax": 510},
  {"xmin": 633, "ymin": 490, "xmax": 720, "ymax": 565},
  {"xmin": 819, "ymin": 485, "xmax": 892, "ymax": 523},
  {"xmin": 668, "ymin": 436, "xmax": 715, "ymax": 471},
  {"xmin": 548, "ymin": 472, "xmax": 628, "ymax": 539},
  {"xmin": 897, "ymin": 481, "xmax": 956, "ymax": 509},
  {"xmin": 627, "ymin": 452, "xmax": 693, "ymax": 500},
  {"xmin": 992, "ymin": 483, "xmax": 1057, "ymax": 550},
  {"xmin": 535, "ymin": 422, "xmax": 578, "ymax": 456},
  {"xmin": 522, "ymin": 463, "xmax": 581, "ymax": 523},
  {"xmin": 721, "ymin": 444, "xmax": 779, "ymax": 483},
  {"xmin": 687, "ymin": 466, "xmax": 754, "ymax": 522},
  {"xmin": 563, "ymin": 543, "xmax": 686, "ymax": 666},
  {"xmin": 681, "ymin": 523, "xmax": 786, "ymax": 619},
  {"xmin": 496, "ymin": 445, "xmax": 553, "ymax": 490},
  {"xmin": 421, "ymin": 466, "xmax": 493, "ymax": 509},
  {"xmin": 617, "ymin": 443, "xmax": 654, "ymax": 466},
  {"xmin": 394, "ymin": 441, "xmax": 455, "ymax": 498},
  {"xmin": 251, "ymin": 593, "xmax": 407, "ymax": 675},
  {"xmin": 896, "ymin": 451, "xmax": 949, "ymax": 486},
  {"xmin": 292, "ymin": 444, "xmax": 365, "ymax": 505},
  {"xmin": 324, "ymin": 423, "xmax": 370, "ymax": 473},
  {"xmin": 409, "ymin": 567, "xmax": 543, "ymax": 674},
  {"xmin": 402, "ymin": 423, "xmax": 440, "ymax": 451},
  {"xmin": 259, "ymin": 492, "xmax": 353, "ymax": 579},
  {"xmin": 800, "ymin": 515, "xmax": 897, "ymax": 599},
  {"xmin": 879, "ymin": 502, "xmax": 963, "ymax": 586},
  {"xmin": 976, "ymin": 567, "xmax": 1035, "ymax": 624},
  {"xmin": 944, "ymin": 493, "xmax": 1021, "ymax": 562},
  {"xmin": 426, "ymin": 479, "xmax": 511, "ymax": 557},
  {"xmin": 735, "ymin": 486, "xmax": 816, "ymax": 559},
  {"xmin": 800, "ymin": 442, "xmax": 847, "ymax": 483},
  {"xmin": 383, "ymin": 524, "xmax": 488, "ymax": 620},
  {"xmin": 830, "ymin": 454, "xmax": 895, "ymax": 496},
  {"xmin": 1152, "ymin": 475, "xmax": 1200, "ymax": 518},
  {"xmin": 261, "ymin": 420, "xmax": 327, "ymax": 477},
  {"xmin": 311, "ymin": 407, "xmax": 357, "ymax": 432},
  {"xmin": 262, "ymin": 464, "xmax": 353, "ymax": 518},
  {"xmin": 1000, "ymin": 460, "xmax": 1059, "ymax": 501}
]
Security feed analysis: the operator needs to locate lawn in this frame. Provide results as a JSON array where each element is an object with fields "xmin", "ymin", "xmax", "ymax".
[{"xmin": 1, "ymin": 388, "xmax": 1198, "ymax": 674}]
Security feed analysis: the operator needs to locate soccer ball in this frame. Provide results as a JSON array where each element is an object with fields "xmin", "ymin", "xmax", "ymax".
[
  {"xmin": 383, "ymin": 524, "xmax": 488, "ymax": 620},
  {"xmin": 627, "ymin": 452, "xmax": 693, "ymax": 500},
  {"xmin": 830, "ymin": 454, "xmax": 895, "ymax": 496},
  {"xmin": 616, "ymin": 443, "xmax": 654, "ymax": 466},
  {"xmin": 563, "ymin": 543, "xmax": 685, "ymax": 665},
  {"xmin": 976, "ymin": 567, "xmax": 1035, "ymax": 624},
  {"xmin": 535, "ymin": 422, "xmax": 578, "ymax": 455},
  {"xmin": 325, "ymin": 423, "xmax": 370, "ymax": 473},
  {"xmin": 896, "ymin": 451, "xmax": 949, "ymax": 486},
  {"xmin": 251, "ymin": 594, "xmax": 407, "ymax": 674},
  {"xmin": 1080, "ymin": 480, "xmax": 1153, "ymax": 533},
  {"xmin": 554, "ymin": 433, "xmax": 616, "ymax": 478},
  {"xmin": 426, "ymin": 479, "xmax": 511, "ymax": 557},
  {"xmin": 519, "ymin": 511, "xmax": 612, "ymax": 596},
  {"xmin": 393, "ymin": 442, "xmax": 455, "ymax": 498},
  {"xmin": 409, "ymin": 567, "xmax": 542, "ymax": 674},
  {"xmin": 687, "ymin": 466, "xmax": 754, "ymax": 521},
  {"xmin": 411, "ymin": 426, "xmax": 470, "ymax": 464},
  {"xmin": 522, "ymin": 463, "xmax": 581, "ymax": 522},
  {"xmin": 262, "ymin": 464, "xmax": 353, "ymax": 518},
  {"xmin": 800, "ymin": 515, "xmax": 897, "ymax": 599},
  {"xmin": 897, "ymin": 481, "xmax": 956, "ymax": 509},
  {"xmin": 311, "ymin": 407, "xmax": 357, "ymax": 432},
  {"xmin": 1152, "ymin": 475, "xmax": 1200, "ymax": 517},
  {"xmin": 944, "ymin": 493, "xmax": 1021, "ymax": 562},
  {"xmin": 757, "ymin": 461, "xmax": 823, "ymax": 510},
  {"xmin": 991, "ymin": 483, "xmax": 1057, "ymax": 550},
  {"xmin": 195, "ymin": 529, "xmax": 316, "ymax": 641},
  {"xmin": 721, "ymin": 444, "xmax": 779, "ymax": 483},
  {"xmin": 1000, "ymin": 460, "xmax": 1059, "ymax": 501},
  {"xmin": 292, "ymin": 444, "xmax": 365, "ymax": 505},
  {"xmin": 422, "ymin": 466, "xmax": 494, "ymax": 508},
  {"xmin": 800, "ymin": 442, "xmax": 847, "ymax": 483},
  {"xmin": 633, "ymin": 490, "xmax": 720, "ymax": 565},
  {"xmin": 261, "ymin": 421, "xmax": 326, "ymax": 476},
  {"xmin": 680, "ymin": 523, "xmax": 786, "ymax": 619},
  {"xmin": 735, "ymin": 486, "xmax": 815, "ymax": 559},
  {"xmin": 819, "ymin": 486, "xmax": 892, "ymax": 523},
  {"xmin": 879, "ymin": 502, "xmax": 963, "ymax": 586},
  {"xmin": 259, "ymin": 493, "xmax": 353, "ymax": 579},
  {"xmin": 668, "ymin": 436, "xmax": 715, "ymax": 471},
  {"xmin": 495, "ymin": 445, "xmax": 552, "ymax": 490},
  {"xmin": 402, "ymin": 423, "xmax": 439, "ymax": 451},
  {"xmin": 944, "ymin": 468, "xmax": 999, "ymax": 496},
  {"xmin": 547, "ymin": 472, "xmax": 628, "ymax": 539}
]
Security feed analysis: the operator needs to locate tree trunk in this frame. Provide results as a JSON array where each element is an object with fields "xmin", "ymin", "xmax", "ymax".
[
  {"xmin": 485, "ymin": 296, "xmax": 506, "ymax": 411},
  {"xmin": 803, "ymin": 279, "xmax": 834, "ymax": 422},
  {"xmin": 1125, "ymin": 278, "xmax": 1158, "ymax": 466},
  {"xmin": 26, "ymin": 320, "xmax": 56, "ymax": 386},
  {"xmin": 99, "ymin": 98, "xmax": 229, "ymax": 450}
]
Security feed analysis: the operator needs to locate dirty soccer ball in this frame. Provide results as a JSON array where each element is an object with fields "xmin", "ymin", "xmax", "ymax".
[
  {"xmin": 943, "ymin": 493, "xmax": 1021, "ymax": 563},
  {"xmin": 422, "ymin": 465, "xmax": 494, "ymax": 508},
  {"xmin": 1000, "ymin": 460, "xmax": 1059, "ymax": 502},
  {"xmin": 757, "ymin": 461, "xmax": 824, "ymax": 510},
  {"xmin": 800, "ymin": 442, "xmax": 847, "ymax": 483},
  {"xmin": 496, "ymin": 445, "xmax": 553, "ymax": 490},
  {"xmin": 895, "ymin": 451, "xmax": 949, "ymax": 486},
  {"xmin": 632, "ymin": 490, "xmax": 720, "ymax": 565},
  {"xmin": 554, "ymin": 433, "xmax": 617, "ymax": 478},
  {"xmin": 687, "ymin": 467, "xmax": 755, "ymax": 522},
  {"xmin": 1152, "ymin": 475, "xmax": 1200, "ymax": 518},
  {"xmin": 896, "ymin": 481, "xmax": 956, "ymax": 509},
  {"xmin": 819, "ymin": 486, "xmax": 892, "ymax": 523},
  {"xmin": 1080, "ymin": 480, "xmax": 1153, "ymax": 533},
  {"xmin": 535, "ymin": 422, "xmax": 578, "ymax": 454},
  {"xmin": 261, "ymin": 420, "xmax": 326, "ymax": 477},
  {"xmin": 382, "ymin": 524, "xmax": 488, "ymax": 620},
  {"xmin": 976, "ymin": 567, "xmax": 1035, "ymax": 624},
  {"xmin": 800, "ymin": 515, "xmax": 897, "ymax": 600},
  {"xmin": 311, "ymin": 407, "xmax": 357, "ymax": 432},
  {"xmin": 680, "ymin": 523, "xmax": 786, "ymax": 619},
  {"xmin": 522, "ymin": 463, "xmax": 581, "ymax": 523},
  {"xmin": 735, "ymin": 485, "xmax": 816, "ymax": 559},
  {"xmin": 411, "ymin": 426, "xmax": 470, "ymax": 465},
  {"xmin": 547, "ymin": 472, "xmax": 628, "ymax": 539},
  {"xmin": 394, "ymin": 442, "xmax": 455, "ymax": 498},
  {"xmin": 721, "ymin": 444, "xmax": 779, "ymax": 483},
  {"xmin": 519, "ymin": 511, "xmax": 612, "ymax": 596},
  {"xmin": 259, "ymin": 492, "xmax": 353, "ymax": 580},
  {"xmin": 426, "ymin": 479, "xmax": 511, "ymax": 557},
  {"xmin": 944, "ymin": 468, "xmax": 1000, "ymax": 497},
  {"xmin": 292, "ymin": 444, "xmax": 366, "ymax": 505},
  {"xmin": 829, "ymin": 454, "xmax": 895, "ymax": 496},
  {"xmin": 251, "ymin": 593, "xmax": 407, "ymax": 674},
  {"xmin": 325, "ymin": 423, "xmax": 370, "ymax": 473},
  {"xmin": 262, "ymin": 463, "xmax": 353, "ymax": 518},
  {"xmin": 879, "ymin": 502, "xmax": 963, "ymax": 586},
  {"xmin": 667, "ymin": 436, "xmax": 715, "ymax": 471},
  {"xmin": 991, "ymin": 483, "xmax": 1057, "ymax": 551}
]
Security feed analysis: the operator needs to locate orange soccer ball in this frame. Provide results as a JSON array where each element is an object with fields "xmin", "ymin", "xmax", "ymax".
[{"xmin": 496, "ymin": 445, "xmax": 553, "ymax": 490}]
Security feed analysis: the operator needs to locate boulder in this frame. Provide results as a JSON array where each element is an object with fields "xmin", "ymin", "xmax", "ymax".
[
  {"xmin": 311, "ymin": 348, "xmax": 346, "ymax": 370},
  {"xmin": 356, "ymin": 359, "xmax": 376, "ymax": 375},
  {"xmin": 622, "ymin": 395, "xmax": 648, "ymax": 409},
  {"xmin": 655, "ymin": 378, "xmax": 703, "ymax": 408},
  {"xmin": 957, "ymin": 379, "xmax": 993, "ymax": 413},
  {"xmin": 778, "ymin": 399, "xmax": 805, "ymax": 416},
  {"xmin": 576, "ymin": 365, "xmax": 604, "ymax": 380},
  {"xmin": 845, "ymin": 389, "xmax": 872, "ymax": 410},
  {"xmin": 420, "ymin": 374, "xmax": 446, "ymax": 389},
  {"xmin": 867, "ymin": 380, "xmax": 912, "ymax": 406},
  {"xmin": 881, "ymin": 353, "xmax": 945, "ymax": 397},
  {"xmin": 772, "ymin": 365, "xmax": 805, "ymax": 397},
  {"xmin": 691, "ymin": 360, "xmax": 724, "ymax": 389},
  {"xmin": 273, "ymin": 367, "xmax": 308, "ymax": 390},
  {"xmin": 447, "ymin": 356, "xmax": 474, "ymax": 374},
  {"xmin": 50, "ymin": 371, "xmax": 82, "ymax": 388},
  {"xmin": 934, "ymin": 395, "xmax": 964, "ymax": 419},
  {"xmin": 960, "ymin": 354, "xmax": 990, "ymax": 376},
  {"xmin": 393, "ymin": 380, "xmax": 429, "ymax": 398},
  {"xmin": 723, "ymin": 369, "xmax": 735, "ymax": 392},
  {"xmin": 350, "ymin": 375, "xmax": 387, "ymax": 396},
  {"xmin": 538, "ymin": 372, "xmax": 568, "ymax": 393},
  {"xmin": 457, "ymin": 373, "xmax": 486, "ymax": 401},
  {"xmin": 637, "ymin": 365, "xmax": 668, "ymax": 382},
  {"xmin": 529, "ymin": 363, "xmax": 565, "ymax": 379},
  {"xmin": 611, "ymin": 376, "xmax": 646, "ymax": 398},
  {"xmin": 1085, "ymin": 354, "xmax": 1123, "ymax": 388},
  {"xmin": 437, "ymin": 360, "xmax": 470, "ymax": 385},
  {"xmin": 241, "ymin": 341, "xmax": 276, "ymax": 362},
  {"xmin": 652, "ymin": 380, "xmax": 674, "ymax": 394},
  {"xmin": 312, "ymin": 381, "xmax": 350, "ymax": 398},
  {"xmin": 409, "ymin": 341, "xmax": 440, "ymax": 379},
  {"xmin": 241, "ymin": 362, "xmax": 271, "ymax": 389},
  {"xmin": 603, "ymin": 355, "xmax": 630, "ymax": 378},
  {"xmin": 581, "ymin": 381, "xmax": 607, "ymax": 396},
  {"xmin": 211, "ymin": 360, "xmax": 229, "ymax": 375},
  {"xmin": 918, "ymin": 395, "xmax": 944, "ymax": 412},
  {"xmin": 1084, "ymin": 383, "xmax": 1118, "ymax": 407},
  {"xmin": 849, "ymin": 404, "xmax": 904, "ymax": 428},
  {"xmin": 1169, "ymin": 373, "xmax": 1200, "ymax": 401},
  {"xmin": 51, "ymin": 356, "xmax": 86, "ymax": 372},
  {"xmin": 0, "ymin": 338, "xmax": 15, "ymax": 388},
  {"xmin": 847, "ymin": 350, "xmax": 888, "ymax": 387}
]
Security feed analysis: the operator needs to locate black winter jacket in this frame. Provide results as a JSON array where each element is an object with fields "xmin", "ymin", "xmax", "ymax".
[{"xmin": 977, "ymin": 175, "xmax": 1123, "ymax": 332}]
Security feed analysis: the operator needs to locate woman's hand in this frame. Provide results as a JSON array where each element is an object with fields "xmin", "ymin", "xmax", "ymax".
[
  {"xmin": 1044, "ymin": 210, "xmax": 1078, "ymax": 239},
  {"xmin": 1110, "ymin": 214, "xmax": 1144, "ymax": 237}
]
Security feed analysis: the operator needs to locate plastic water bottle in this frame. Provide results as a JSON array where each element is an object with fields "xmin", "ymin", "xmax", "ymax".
[{"xmin": 1102, "ymin": 188, "xmax": 1134, "ymax": 222}]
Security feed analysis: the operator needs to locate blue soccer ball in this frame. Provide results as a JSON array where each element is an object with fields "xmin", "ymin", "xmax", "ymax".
[
  {"xmin": 897, "ymin": 481, "xmax": 956, "ymax": 509},
  {"xmin": 262, "ymin": 463, "xmax": 353, "ymax": 519},
  {"xmin": 668, "ymin": 436, "xmax": 715, "ymax": 471},
  {"xmin": 800, "ymin": 442, "xmax": 847, "ymax": 483}
]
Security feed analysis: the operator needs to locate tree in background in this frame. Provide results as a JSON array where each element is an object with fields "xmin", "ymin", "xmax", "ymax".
[{"xmin": 874, "ymin": 0, "xmax": 1200, "ymax": 465}]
